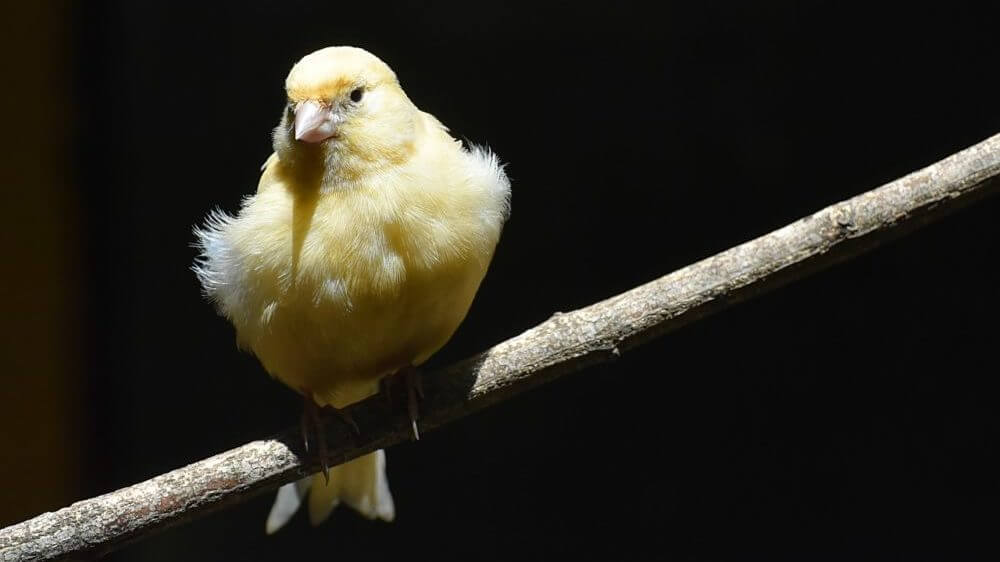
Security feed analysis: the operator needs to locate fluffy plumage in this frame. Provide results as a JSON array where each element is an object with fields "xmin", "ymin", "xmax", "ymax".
[{"xmin": 194, "ymin": 46, "xmax": 510, "ymax": 532}]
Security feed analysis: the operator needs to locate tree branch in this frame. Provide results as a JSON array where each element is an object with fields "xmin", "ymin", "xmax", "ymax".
[{"xmin": 3, "ymin": 133, "xmax": 1000, "ymax": 562}]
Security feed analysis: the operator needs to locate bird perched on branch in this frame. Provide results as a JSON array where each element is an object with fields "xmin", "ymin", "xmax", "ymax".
[{"xmin": 193, "ymin": 46, "xmax": 510, "ymax": 533}]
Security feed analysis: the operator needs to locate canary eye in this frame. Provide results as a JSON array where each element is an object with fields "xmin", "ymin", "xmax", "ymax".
[{"xmin": 350, "ymin": 88, "xmax": 364, "ymax": 103}]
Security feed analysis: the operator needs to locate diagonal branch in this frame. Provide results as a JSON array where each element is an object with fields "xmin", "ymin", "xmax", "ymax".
[{"xmin": 3, "ymin": 133, "xmax": 1000, "ymax": 562}]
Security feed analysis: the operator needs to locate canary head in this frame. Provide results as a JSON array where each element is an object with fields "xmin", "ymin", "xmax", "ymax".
[{"xmin": 273, "ymin": 46, "xmax": 418, "ymax": 181}]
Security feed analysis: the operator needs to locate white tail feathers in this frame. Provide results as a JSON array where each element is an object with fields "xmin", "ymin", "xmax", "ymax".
[
  {"xmin": 265, "ymin": 476, "xmax": 311, "ymax": 534},
  {"xmin": 265, "ymin": 449, "xmax": 395, "ymax": 534}
]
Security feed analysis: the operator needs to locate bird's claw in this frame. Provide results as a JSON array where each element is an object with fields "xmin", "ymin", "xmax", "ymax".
[{"xmin": 405, "ymin": 367, "xmax": 423, "ymax": 441}]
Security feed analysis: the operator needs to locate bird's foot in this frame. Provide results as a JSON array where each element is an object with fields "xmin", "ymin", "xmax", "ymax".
[
  {"xmin": 299, "ymin": 393, "xmax": 360, "ymax": 484},
  {"xmin": 381, "ymin": 367, "xmax": 424, "ymax": 441},
  {"xmin": 300, "ymin": 394, "xmax": 330, "ymax": 484}
]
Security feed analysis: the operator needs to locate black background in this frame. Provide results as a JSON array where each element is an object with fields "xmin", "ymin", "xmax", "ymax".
[{"xmin": 3, "ymin": 1, "xmax": 1000, "ymax": 560}]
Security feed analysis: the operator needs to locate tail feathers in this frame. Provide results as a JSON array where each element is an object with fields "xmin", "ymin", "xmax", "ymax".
[
  {"xmin": 265, "ymin": 476, "xmax": 311, "ymax": 534},
  {"xmin": 265, "ymin": 449, "xmax": 395, "ymax": 534}
]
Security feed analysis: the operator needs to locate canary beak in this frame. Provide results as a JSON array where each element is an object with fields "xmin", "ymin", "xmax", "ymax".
[{"xmin": 294, "ymin": 100, "xmax": 340, "ymax": 143}]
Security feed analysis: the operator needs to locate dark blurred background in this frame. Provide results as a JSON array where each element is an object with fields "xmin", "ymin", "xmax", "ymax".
[{"xmin": 3, "ymin": 1, "xmax": 1000, "ymax": 560}]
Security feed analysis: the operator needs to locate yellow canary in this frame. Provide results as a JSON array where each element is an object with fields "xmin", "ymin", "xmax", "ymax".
[{"xmin": 193, "ymin": 46, "xmax": 510, "ymax": 532}]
